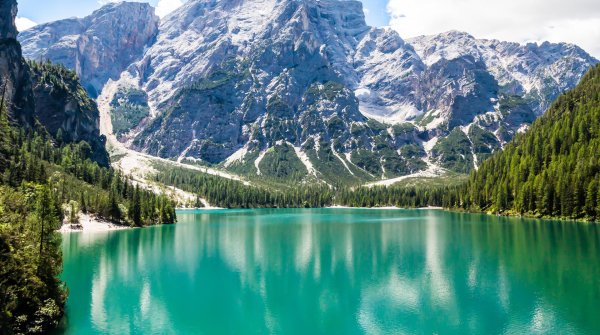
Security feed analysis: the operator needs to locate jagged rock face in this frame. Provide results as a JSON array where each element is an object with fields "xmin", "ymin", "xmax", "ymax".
[
  {"xmin": 0, "ymin": 0, "xmax": 109, "ymax": 166},
  {"xmin": 353, "ymin": 28, "xmax": 425, "ymax": 122},
  {"xmin": 409, "ymin": 31, "xmax": 597, "ymax": 117},
  {"xmin": 0, "ymin": 0, "xmax": 17, "ymax": 39},
  {"xmin": 0, "ymin": 0, "xmax": 35, "ymax": 124},
  {"xmin": 19, "ymin": 2, "xmax": 159, "ymax": 97},
  {"xmin": 128, "ymin": 0, "xmax": 428, "ymax": 183},
  {"xmin": 124, "ymin": 0, "xmax": 431, "ymax": 183},
  {"xmin": 133, "ymin": 1, "xmax": 376, "ymax": 168},
  {"xmin": 18, "ymin": 0, "xmax": 599, "ymax": 181},
  {"xmin": 0, "ymin": 38, "xmax": 35, "ymax": 124}
]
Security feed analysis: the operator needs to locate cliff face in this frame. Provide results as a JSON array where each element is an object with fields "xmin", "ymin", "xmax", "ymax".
[
  {"xmin": 0, "ymin": 0, "xmax": 108, "ymax": 166},
  {"xmin": 0, "ymin": 0, "xmax": 34, "ymax": 124},
  {"xmin": 0, "ymin": 0, "xmax": 17, "ymax": 39},
  {"xmin": 19, "ymin": 2, "xmax": 159, "ymax": 97}
]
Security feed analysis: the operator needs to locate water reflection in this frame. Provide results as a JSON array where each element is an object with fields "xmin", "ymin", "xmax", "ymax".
[{"xmin": 59, "ymin": 209, "xmax": 599, "ymax": 334}]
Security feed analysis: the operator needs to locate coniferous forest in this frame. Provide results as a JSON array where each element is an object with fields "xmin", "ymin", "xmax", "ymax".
[
  {"xmin": 454, "ymin": 64, "xmax": 600, "ymax": 222},
  {"xmin": 0, "ymin": 65, "xmax": 176, "ymax": 333},
  {"xmin": 154, "ymin": 164, "xmax": 452, "ymax": 209},
  {"xmin": 154, "ymin": 64, "xmax": 600, "ymax": 224}
]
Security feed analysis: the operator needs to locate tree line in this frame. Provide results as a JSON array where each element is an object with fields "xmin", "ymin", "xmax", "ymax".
[
  {"xmin": 154, "ymin": 164, "xmax": 457, "ymax": 209},
  {"xmin": 0, "ymin": 102, "xmax": 176, "ymax": 333}
]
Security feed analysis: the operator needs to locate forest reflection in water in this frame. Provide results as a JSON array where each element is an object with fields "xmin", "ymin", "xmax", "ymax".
[{"xmin": 59, "ymin": 209, "xmax": 599, "ymax": 335}]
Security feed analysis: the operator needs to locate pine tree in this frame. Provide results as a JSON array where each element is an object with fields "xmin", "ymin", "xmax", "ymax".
[
  {"xmin": 80, "ymin": 192, "xmax": 87, "ymax": 214},
  {"xmin": 0, "ymin": 89, "xmax": 11, "ymax": 172},
  {"xmin": 108, "ymin": 189, "xmax": 121, "ymax": 223},
  {"xmin": 35, "ymin": 186, "xmax": 59, "ymax": 270},
  {"xmin": 129, "ymin": 186, "xmax": 142, "ymax": 227}
]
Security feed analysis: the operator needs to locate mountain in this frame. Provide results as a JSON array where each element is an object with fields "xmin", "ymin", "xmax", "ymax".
[
  {"xmin": 18, "ymin": 0, "xmax": 598, "ymax": 185},
  {"xmin": 19, "ymin": 2, "xmax": 159, "ymax": 98},
  {"xmin": 456, "ymin": 64, "xmax": 600, "ymax": 222},
  {"xmin": 1, "ymin": 0, "xmax": 109, "ymax": 166}
]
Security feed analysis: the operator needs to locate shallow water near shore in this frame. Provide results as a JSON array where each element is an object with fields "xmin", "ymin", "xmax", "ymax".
[{"xmin": 56, "ymin": 208, "xmax": 599, "ymax": 334}]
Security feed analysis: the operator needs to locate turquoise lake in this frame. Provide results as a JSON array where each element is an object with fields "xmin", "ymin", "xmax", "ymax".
[{"xmin": 57, "ymin": 209, "xmax": 600, "ymax": 334}]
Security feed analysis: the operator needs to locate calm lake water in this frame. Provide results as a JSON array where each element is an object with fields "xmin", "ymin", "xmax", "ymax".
[{"xmin": 57, "ymin": 209, "xmax": 599, "ymax": 334}]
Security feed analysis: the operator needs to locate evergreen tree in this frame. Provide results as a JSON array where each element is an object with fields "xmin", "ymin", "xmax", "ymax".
[
  {"xmin": 129, "ymin": 186, "xmax": 142, "ymax": 227},
  {"xmin": 80, "ymin": 192, "xmax": 87, "ymax": 214},
  {"xmin": 35, "ymin": 186, "xmax": 58, "ymax": 266},
  {"xmin": 0, "ymin": 95, "xmax": 11, "ymax": 172},
  {"xmin": 455, "ymin": 64, "xmax": 600, "ymax": 222}
]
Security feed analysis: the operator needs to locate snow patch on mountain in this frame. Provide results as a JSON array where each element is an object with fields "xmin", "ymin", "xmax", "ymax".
[
  {"xmin": 364, "ymin": 161, "xmax": 447, "ymax": 187},
  {"xmin": 331, "ymin": 143, "xmax": 355, "ymax": 176}
]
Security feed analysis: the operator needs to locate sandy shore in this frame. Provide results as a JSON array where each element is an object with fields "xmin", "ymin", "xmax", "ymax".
[{"xmin": 58, "ymin": 214, "xmax": 131, "ymax": 233}]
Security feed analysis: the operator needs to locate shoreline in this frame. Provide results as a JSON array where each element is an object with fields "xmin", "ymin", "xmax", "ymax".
[
  {"xmin": 175, "ymin": 206, "xmax": 597, "ymax": 224},
  {"xmin": 58, "ymin": 214, "xmax": 131, "ymax": 233},
  {"xmin": 176, "ymin": 206, "xmax": 444, "ymax": 211},
  {"xmin": 326, "ymin": 205, "xmax": 443, "ymax": 210},
  {"xmin": 176, "ymin": 206, "xmax": 225, "ymax": 210}
]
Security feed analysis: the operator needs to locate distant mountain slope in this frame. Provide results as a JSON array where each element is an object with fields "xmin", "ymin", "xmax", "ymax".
[
  {"xmin": 19, "ymin": 2, "xmax": 159, "ymax": 97},
  {"xmin": 18, "ymin": 0, "xmax": 599, "ymax": 185},
  {"xmin": 459, "ymin": 64, "xmax": 600, "ymax": 221},
  {"xmin": 409, "ymin": 31, "xmax": 594, "ymax": 115}
]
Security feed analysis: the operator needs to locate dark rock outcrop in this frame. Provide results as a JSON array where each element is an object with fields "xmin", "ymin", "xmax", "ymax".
[{"xmin": 0, "ymin": 0, "xmax": 35, "ymax": 124}]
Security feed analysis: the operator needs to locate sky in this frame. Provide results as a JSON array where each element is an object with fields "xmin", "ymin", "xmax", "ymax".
[{"xmin": 15, "ymin": 0, "xmax": 600, "ymax": 58}]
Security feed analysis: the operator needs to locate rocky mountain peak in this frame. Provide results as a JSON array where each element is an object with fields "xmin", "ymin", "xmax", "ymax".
[{"xmin": 19, "ymin": 1, "xmax": 159, "ymax": 97}]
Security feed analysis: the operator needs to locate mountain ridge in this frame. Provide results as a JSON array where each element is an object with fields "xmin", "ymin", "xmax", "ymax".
[
  {"xmin": 19, "ymin": 1, "xmax": 159, "ymax": 98},
  {"xmin": 18, "ymin": 0, "xmax": 599, "ymax": 185},
  {"xmin": 454, "ymin": 63, "xmax": 600, "ymax": 222}
]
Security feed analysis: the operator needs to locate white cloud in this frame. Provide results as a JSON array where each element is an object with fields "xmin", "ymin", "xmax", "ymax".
[
  {"xmin": 155, "ymin": 0, "xmax": 183, "ymax": 18},
  {"xmin": 16, "ymin": 17, "xmax": 37, "ymax": 32},
  {"xmin": 387, "ymin": 0, "xmax": 600, "ymax": 59}
]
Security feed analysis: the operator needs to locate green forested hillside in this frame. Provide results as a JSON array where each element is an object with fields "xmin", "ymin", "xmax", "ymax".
[
  {"xmin": 457, "ymin": 64, "xmax": 600, "ymax": 221},
  {"xmin": 154, "ymin": 163, "xmax": 454, "ymax": 209},
  {"xmin": 155, "ymin": 64, "xmax": 600, "ymax": 223},
  {"xmin": 0, "ymin": 61, "xmax": 177, "ymax": 333},
  {"xmin": 27, "ymin": 60, "xmax": 110, "ymax": 167},
  {"xmin": 0, "ymin": 110, "xmax": 177, "ymax": 333},
  {"xmin": 154, "ymin": 164, "xmax": 334, "ymax": 208}
]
